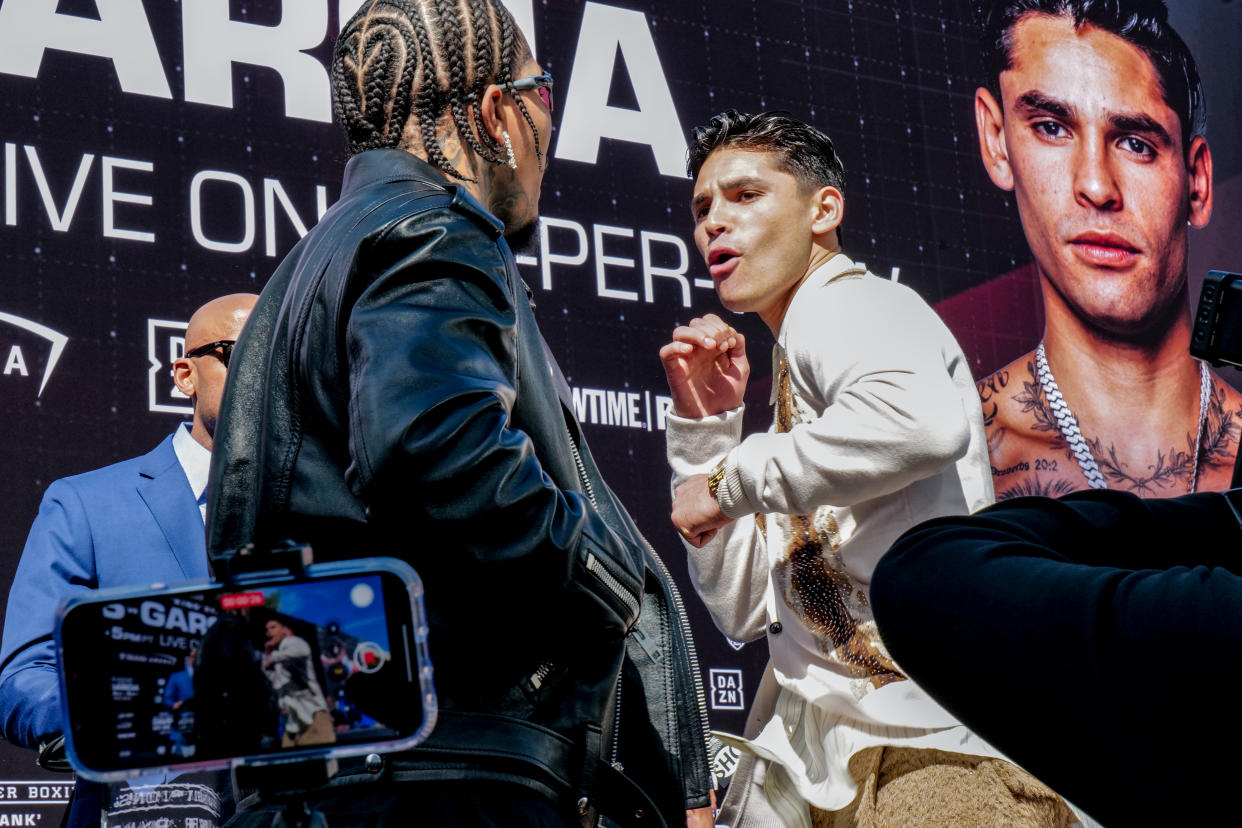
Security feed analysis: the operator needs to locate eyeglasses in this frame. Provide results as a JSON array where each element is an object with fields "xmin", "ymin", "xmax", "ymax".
[
  {"xmin": 507, "ymin": 72, "xmax": 553, "ymax": 114},
  {"xmin": 184, "ymin": 339, "xmax": 236, "ymax": 368}
]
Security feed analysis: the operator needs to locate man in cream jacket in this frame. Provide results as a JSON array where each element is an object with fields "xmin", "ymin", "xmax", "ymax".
[{"xmin": 661, "ymin": 110, "xmax": 1070, "ymax": 827}]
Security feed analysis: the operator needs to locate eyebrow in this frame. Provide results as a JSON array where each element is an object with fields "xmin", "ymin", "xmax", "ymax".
[
  {"xmin": 1013, "ymin": 91, "xmax": 1073, "ymax": 120},
  {"xmin": 1013, "ymin": 90, "xmax": 1172, "ymax": 145},
  {"xmin": 1109, "ymin": 113, "xmax": 1172, "ymax": 145},
  {"xmin": 690, "ymin": 175, "xmax": 765, "ymax": 211}
]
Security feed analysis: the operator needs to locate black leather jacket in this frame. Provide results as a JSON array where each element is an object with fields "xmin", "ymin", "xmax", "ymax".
[{"xmin": 206, "ymin": 149, "xmax": 711, "ymax": 823}]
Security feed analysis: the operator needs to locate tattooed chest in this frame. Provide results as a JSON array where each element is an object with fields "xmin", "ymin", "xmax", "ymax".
[{"xmin": 993, "ymin": 463, "xmax": 1083, "ymax": 500}]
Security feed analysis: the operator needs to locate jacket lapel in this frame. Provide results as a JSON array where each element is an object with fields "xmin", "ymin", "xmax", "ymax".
[{"xmin": 136, "ymin": 435, "xmax": 207, "ymax": 580}]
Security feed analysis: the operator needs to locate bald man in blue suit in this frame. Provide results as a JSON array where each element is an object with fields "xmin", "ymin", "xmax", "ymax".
[{"xmin": 0, "ymin": 293, "xmax": 256, "ymax": 828}]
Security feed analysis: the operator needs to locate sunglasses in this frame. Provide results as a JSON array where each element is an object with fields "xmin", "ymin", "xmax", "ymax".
[
  {"xmin": 507, "ymin": 72, "xmax": 554, "ymax": 113},
  {"xmin": 184, "ymin": 339, "xmax": 236, "ymax": 367}
]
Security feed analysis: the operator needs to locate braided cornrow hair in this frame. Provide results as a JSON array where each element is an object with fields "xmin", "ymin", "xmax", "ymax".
[
  {"xmin": 331, "ymin": 0, "xmax": 542, "ymax": 180},
  {"xmin": 495, "ymin": 6, "xmax": 543, "ymax": 168},
  {"xmin": 435, "ymin": 0, "xmax": 498, "ymax": 166},
  {"xmin": 468, "ymin": 0, "xmax": 504, "ymax": 160}
]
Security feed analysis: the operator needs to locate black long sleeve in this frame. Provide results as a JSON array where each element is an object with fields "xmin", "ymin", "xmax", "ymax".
[{"xmin": 872, "ymin": 489, "xmax": 1242, "ymax": 825}]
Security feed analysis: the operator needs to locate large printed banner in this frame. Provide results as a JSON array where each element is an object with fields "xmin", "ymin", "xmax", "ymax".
[{"xmin": 1, "ymin": 0, "xmax": 1239, "ymax": 823}]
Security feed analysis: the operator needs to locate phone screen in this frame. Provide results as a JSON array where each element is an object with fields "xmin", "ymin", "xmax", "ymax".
[{"xmin": 58, "ymin": 563, "xmax": 432, "ymax": 778}]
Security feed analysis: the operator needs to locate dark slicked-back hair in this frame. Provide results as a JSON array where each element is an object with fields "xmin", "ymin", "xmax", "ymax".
[
  {"xmin": 688, "ymin": 110, "xmax": 847, "ymax": 241},
  {"xmin": 688, "ymin": 110, "xmax": 847, "ymax": 194},
  {"xmin": 331, "ymin": 0, "xmax": 541, "ymax": 180},
  {"xmin": 977, "ymin": 0, "xmax": 1205, "ymax": 151}
]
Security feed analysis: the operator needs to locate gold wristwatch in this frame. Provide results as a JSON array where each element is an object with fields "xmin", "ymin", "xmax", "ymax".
[{"xmin": 706, "ymin": 460, "xmax": 726, "ymax": 501}]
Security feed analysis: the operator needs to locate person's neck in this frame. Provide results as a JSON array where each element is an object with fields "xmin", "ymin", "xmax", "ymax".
[
  {"xmin": 759, "ymin": 247, "xmax": 844, "ymax": 336},
  {"xmin": 403, "ymin": 139, "xmax": 520, "ymax": 230},
  {"xmin": 189, "ymin": 417, "xmax": 212, "ymax": 452},
  {"xmin": 1039, "ymin": 283, "xmax": 1201, "ymax": 432}
]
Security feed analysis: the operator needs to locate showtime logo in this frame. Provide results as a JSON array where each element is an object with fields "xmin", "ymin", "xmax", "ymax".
[
  {"xmin": 0, "ymin": 310, "xmax": 68, "ymax": 397},
  {"xmin": 147, "ymin": 318, "xmax": 191, "ymax": 415}
]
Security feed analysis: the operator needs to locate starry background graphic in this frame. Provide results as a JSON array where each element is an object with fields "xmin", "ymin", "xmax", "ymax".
[{"xmin": 0, "ymin": 0, "xmax": 1238, "ymax": 813}]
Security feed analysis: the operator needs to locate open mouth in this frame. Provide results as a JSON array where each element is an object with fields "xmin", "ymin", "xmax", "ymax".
[
  {"xmin": 707, "ymin": 248, "xmax": 740, "ymax": 278},
  {"xmin": 707, "ymin": 245, "xmax": 741, "ymax": 274}
]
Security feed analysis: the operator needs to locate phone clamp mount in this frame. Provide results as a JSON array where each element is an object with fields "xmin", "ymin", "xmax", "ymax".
[
  {"xmin": 214, "ymin": 539, "xmax": 314, "ymax": 583},
  {"xmin": 215, "ymin": 540, "xmax": 338, "ymax": 828}
]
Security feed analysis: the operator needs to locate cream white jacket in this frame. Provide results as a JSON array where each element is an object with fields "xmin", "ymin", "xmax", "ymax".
[{"xmin": 666, "ymin": 253, "xmax": 996, "ymax": 815}]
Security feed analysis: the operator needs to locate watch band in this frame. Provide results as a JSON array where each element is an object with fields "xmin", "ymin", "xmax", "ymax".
[{"xmin": 706, "ymin": 460, "xmax": 726, "ymax": 501}]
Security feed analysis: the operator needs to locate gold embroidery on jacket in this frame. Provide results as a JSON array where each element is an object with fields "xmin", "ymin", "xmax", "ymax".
[{"xmin": 771, "ymin": 352, "xmax": 904, "ymax": 689}]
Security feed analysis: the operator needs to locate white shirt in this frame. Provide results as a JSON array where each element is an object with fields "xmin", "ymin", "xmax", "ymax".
[{"xmin": 171, "ymin": 422, "xmax": 211, "ymax": 523}]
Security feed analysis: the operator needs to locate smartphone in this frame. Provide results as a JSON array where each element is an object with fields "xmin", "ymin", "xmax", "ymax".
[{"xmin": 56, "ymin": 557, "xmax": 435, "ymax": 781}]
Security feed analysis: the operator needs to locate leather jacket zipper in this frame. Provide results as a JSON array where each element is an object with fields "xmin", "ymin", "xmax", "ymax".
[
  {"xmin": 565, "ymin": 426, "xmax": 712, "ymax": 793},
  {"xmin": 566, "ymin": 425, "xmax": 631, "ymax": 780},
  {"xmin": 644, "ymin": 538, "xmax": 713, "ymax": 775},
  {"xmin": 566, "ymin": 427, "xmax": 638, "ymax": 619},
  {"xmin": 609, "ymin": 676, "xmax": 623, "ymax": 770},
  {"xmin": 566, "ymin": 426, "xmax": 598, "ymax": 506},
  {"xmin": 528, "ymin": 659, "xmax": 555, "ymax": 690},
  {"xmin": 585, "ymin": 552, "xmax": 640, "ymax": 619}
]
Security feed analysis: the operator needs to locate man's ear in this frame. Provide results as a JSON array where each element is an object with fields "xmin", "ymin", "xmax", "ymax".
[
  {"xmin": 810, "ymin": 186, "xmax": 844, "ymax": 239},
  {"xmin": 477, "ymin": 83, "xmax": 508, "ymax": 145},
  {"xmin": 172, "ymin": 358, "xmax": 196, "ymax": 400},
  {"xmin": 975, "ymin": 86, "xmax": 1014, "ymax": 191},
  {"xmin": 1187, "ymin": 134, "xmax": 1213, "ymax": 229}
]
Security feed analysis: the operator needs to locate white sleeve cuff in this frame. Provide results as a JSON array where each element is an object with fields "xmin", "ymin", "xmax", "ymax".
[
  {"xmin": 715, "ymin": 456, "xmax": 755, "ymax": 519},
  {"xmin": 665, "ymin": 406, "xmax": 745, "ymax": 482}
]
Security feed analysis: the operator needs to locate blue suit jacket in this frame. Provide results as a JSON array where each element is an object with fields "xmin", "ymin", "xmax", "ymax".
[
  {"xmin": 163, "ymin": 667, "xmax": 195, "ymax": 709},
  {"xmin": 0, "ymin": 432, "xmax": 207, "ymax": 747}
]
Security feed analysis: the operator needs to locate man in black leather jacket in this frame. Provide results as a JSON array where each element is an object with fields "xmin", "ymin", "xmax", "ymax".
[{"xmin": 205, "ymin": 2, "xmax": 712, "ymax": 826}]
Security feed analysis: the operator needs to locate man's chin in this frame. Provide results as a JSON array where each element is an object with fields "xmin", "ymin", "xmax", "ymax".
[
  {"xmin": 715, "ymin": 287, "xmax": 752, "ymax": 315},
  {"xmin": 504, "ymin": 218, "xmax": 540, "ymax": 255},
  {"xmin": 1068, "ymin": 302, "xmax": 1183, "ymax": 346}
]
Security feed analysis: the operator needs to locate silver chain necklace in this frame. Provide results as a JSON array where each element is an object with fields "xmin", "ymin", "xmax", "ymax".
[{"xmin": 1035, "ymin": 343, "xmax": 1212, "ymax": 493}]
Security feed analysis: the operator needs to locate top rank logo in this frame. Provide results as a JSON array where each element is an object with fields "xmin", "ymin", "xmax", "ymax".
[
  {"xmin": 0, "ymin": 310, "xmax": 68, "ymax": 397},
  {"xmin": 147, "ymin": 318, "xmax": 190, "ymax": 415}
]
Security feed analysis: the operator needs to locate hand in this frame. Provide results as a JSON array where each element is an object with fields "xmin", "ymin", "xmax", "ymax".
[
  {"xmin": 686, "ymin": 804, "xmax": 715, "ymax": 827},
  {"xmin": 672, "ymin": 474, "xmax": 733, "ymax": 548},
  {"xmin": 659, "ymin": 314, "xmax": 749, "ymax": 418}
]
